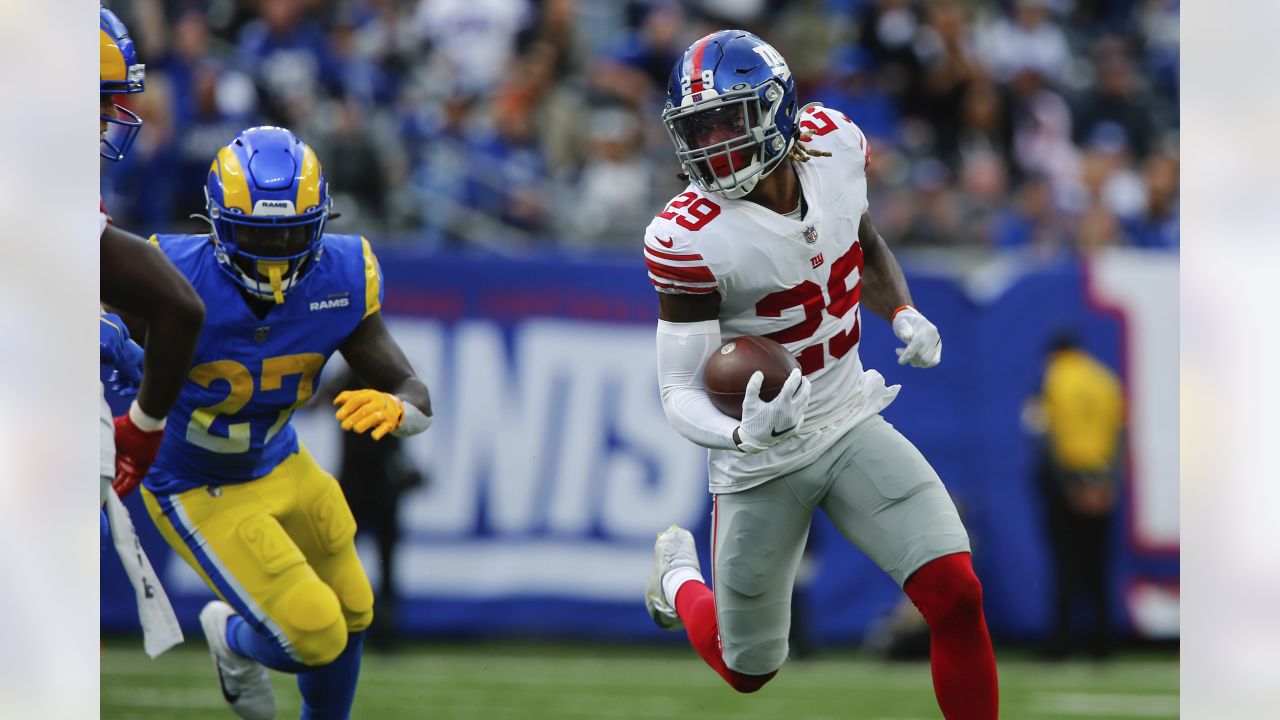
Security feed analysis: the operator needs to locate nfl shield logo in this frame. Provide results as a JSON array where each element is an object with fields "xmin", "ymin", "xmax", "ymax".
[
  {"xmin": 254, "ymin": 326, "xmax": 271, "ymax": 342},
  {"xmin": 803, "ymin": 225, "xmax": 818, "ymax": 244}
]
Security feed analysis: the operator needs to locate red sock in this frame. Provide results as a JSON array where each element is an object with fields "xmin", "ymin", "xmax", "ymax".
[
  {"xmin": 674, "ymin": 580, "xmax": 776, "ymax": 693},
  {"xmin": 903, "ymin": 552, "xmax": 1000, "ymax": 720}
]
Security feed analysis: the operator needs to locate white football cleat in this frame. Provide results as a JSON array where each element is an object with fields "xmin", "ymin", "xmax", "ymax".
[
  {"xmin": 645, "ymin": 525, "xmax": 701, "ymax": 632},
  {"xmin": 199, "ymin": 600, "xmax": 276, "ymax": 720}
]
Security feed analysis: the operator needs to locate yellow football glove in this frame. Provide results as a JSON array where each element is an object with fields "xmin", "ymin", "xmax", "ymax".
[{"xmin": 333, "ymin": 389, "xmax": 405, "ymax": 441}]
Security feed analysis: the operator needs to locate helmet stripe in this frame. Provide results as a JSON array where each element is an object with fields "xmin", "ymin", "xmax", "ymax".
[
  {"xmin": 99, "ymin": 28, "xmax": 127, "ymax": 83},
  {"xmin": 688, "ymin": 35, "xmax": 712, "ymax": 93},
  {"xmin": 295, "ymin": 145, "xmax": 322, "ymax": 212},
  {"xmin": 215, "ymin": 147, "xmax": 253, "ymax": 213}
]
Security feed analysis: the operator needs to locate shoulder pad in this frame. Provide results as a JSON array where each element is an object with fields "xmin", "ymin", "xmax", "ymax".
[
  {"xmin": 642, "ymin": 221, "xmax": 718, "ymax": 296},
  {"xmin": 797, "ymin": 103, "xmax": 871, "ymax": 170},
  {"xmin": 320, "ymin": 233, "xmax": 382, "ymax": 318},
  {"xmin": 650, "ymin": 188, "xmax": 726, "ymax": 236}
]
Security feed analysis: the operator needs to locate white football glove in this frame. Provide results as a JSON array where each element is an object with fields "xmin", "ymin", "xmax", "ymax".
[
  {"xmin": 735, "ymin": 369, "xmax": 811, "ymax": 454},
  {"xmin": 892, "ymin": 306, "xmax": 942, "ymax": 368}
]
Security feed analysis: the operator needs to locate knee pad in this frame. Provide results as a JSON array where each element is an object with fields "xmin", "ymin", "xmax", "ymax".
[
  {"xmin": 723, "ymin": 636, "xmax": 788, "ymax": 677},
  {"xmin": 329, "ymin": 559, "xmax": 375, "ymax": 633},
  {"xmin": 276, "ymin": 577, "xmax": 348, "ymax": 666},
  {"xmin": 309, "ymin": 480, "xmax": 358, "ymax": 553}
]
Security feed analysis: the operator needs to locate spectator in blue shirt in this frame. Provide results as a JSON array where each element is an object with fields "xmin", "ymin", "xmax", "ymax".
[
  {"xmin": 238, "ymin": 0, "xmax": 340, "ymax": 125},
  {"xmin": 813, "ymin": 46, "xmax": 901, "ymax": 146}
]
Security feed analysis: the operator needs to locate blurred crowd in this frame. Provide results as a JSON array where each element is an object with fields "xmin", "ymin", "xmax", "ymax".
[{"xmin": 101, "ymin": 0, "xmax": 1179, "ymax": 256}]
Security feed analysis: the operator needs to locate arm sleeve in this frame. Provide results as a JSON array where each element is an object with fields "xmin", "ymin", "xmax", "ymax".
[{"xmin": 656, "ymin": 319, "xmax": 740, "ymax": 451}]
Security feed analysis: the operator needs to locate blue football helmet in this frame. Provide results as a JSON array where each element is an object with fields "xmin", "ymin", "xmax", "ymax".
[
  {"xmin": 205, "ymin": 126, "xmax": 332, "ymax": 304},
  {"xmin": 663, "ymin": 30, "xmax": 799, "ymax": 199},
  {"xmin": 100, "ymin": 6, "xmax": 145, "ymax": 161}
]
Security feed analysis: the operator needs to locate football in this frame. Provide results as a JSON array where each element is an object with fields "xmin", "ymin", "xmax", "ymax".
[{"xmin": 703, "ymin": 335, "xmax": 800, "ymax": 420}]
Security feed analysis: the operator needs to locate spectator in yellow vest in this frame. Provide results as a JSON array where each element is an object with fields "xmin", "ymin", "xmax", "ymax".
[{"xmin": 1027, "ymin": 331, "xmax": 1125, "ymax": 659}]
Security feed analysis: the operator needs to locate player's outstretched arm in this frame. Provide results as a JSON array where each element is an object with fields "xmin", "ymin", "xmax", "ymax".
[
  {"xmin": 101, "ymin": 225, "xmax": 206, "ymax": 497},
  {"xmin": 858, "ymin": 212, "xmax": 942, "ymax": 368},
  {"xmin": 100, "ymin": 225, "xmax": 205, "ymax": 419},
  {"xmin": 335, "ymin": 312, "xmax": 433, "ymax": 440}
]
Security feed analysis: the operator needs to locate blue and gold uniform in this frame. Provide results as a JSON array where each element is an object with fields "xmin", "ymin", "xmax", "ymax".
[
  {"xmin": 141, "ymin": 231, "xmax": 380, "ymax": 666},
  {"xmin": 144, "ymin": 232, "xmax": 379, "ymax": 493},
  {"xmin": 140, "ymin": 128, "xmax": 382, "ymax": 679}
]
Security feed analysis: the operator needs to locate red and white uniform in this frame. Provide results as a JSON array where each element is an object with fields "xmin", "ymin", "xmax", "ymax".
[{"xmin": 645, "ymin": 107, "xmax": 898, "ymax": 493}]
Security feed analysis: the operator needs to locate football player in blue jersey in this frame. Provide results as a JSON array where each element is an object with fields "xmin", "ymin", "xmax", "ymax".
[
  {"xmin": 100, "ymin": 5, "xmax": 206, "ymax": 501},
  {"xmin": 137, "ymin": 126, "xmax": 434, "ymax": 719}
]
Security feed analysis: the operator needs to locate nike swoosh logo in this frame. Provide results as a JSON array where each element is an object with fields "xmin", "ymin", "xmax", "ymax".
[
  {"xmin": 656, "ymin": 237, "xmax": 675, "ymax": 248},
  {"xmin": 771, "ymin": 424, "xmax": 797, "ymax": 437},
  {"xmin": 217, "ymin": 666, "xmax": 240, "ymax": 704}
]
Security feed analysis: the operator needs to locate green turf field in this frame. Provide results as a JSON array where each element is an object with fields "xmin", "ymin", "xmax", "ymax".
[{"xmin": 101, "ymin": 640, "xmax": 1177, "ymax": 719}]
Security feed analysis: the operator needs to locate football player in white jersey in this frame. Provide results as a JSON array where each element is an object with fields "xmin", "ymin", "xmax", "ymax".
[{"xmin": 642, "ymin": 31, "xmax": 999, "ymax": 719}]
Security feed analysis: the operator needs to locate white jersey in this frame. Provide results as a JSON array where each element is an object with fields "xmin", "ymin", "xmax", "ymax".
[{"xmin": 644, "ymin": 106, "xmax": 899, "ymax": 493}]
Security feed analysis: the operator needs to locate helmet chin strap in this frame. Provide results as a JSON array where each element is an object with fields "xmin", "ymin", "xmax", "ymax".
[
  {"xmin": 256, "ymin": 260, "xmax": 289, "ymax": 304},
  {"xmin": 233, "ymin": 258, "xmax": 293, "ymax": 304}
]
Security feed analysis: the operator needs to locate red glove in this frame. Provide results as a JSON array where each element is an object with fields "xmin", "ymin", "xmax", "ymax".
[{"xmin": 113, "ymin": 401, "xmax": 165, "ymax": 498}]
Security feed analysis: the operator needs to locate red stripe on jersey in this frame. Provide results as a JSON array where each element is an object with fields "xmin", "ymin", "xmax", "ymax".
[
  {"xmin": 645, "ymin": 245, "xmax": 704, "ymax": 262},
  {"xmin": 646, "ymin": 258, "xmax": 716, "ymax": 283},
  {"xmin": 711, "ymin": 495, "xmax": 719, "ymax": 587},
  {"xmin": 689, "ymin": 35, "xmax": 711, "ymax": 92},
  {"xmin": 650, "ymin": 278, "xmax": 717, "ymax": 294}
]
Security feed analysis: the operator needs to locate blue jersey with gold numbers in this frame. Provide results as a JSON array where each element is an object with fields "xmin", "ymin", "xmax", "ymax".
[{"xmin": 144, "ymin": 232, "xmax": 382, "ymax": 494}]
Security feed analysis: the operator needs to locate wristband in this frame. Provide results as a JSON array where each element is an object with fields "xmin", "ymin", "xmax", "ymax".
[
  {"xmin": 128, "ymin": 399, "xmax": 166, "ymax": 432},
  {"xmin": 391, "ymin": 397, "xmax": 433, "ymax": 437},
  {"xmin": 896, "ymin": 302, "xmax": 926, "ymax": 319}
]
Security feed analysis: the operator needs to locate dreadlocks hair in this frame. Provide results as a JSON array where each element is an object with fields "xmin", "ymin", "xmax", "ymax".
[
  {"xmin": 789, "ymin": 101, "xmax": 834, "ymax": 163},
  {"xmin": 789, "ymin": 128, "xmax": 833, "ymax": 163}
]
